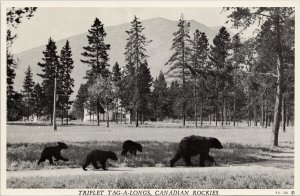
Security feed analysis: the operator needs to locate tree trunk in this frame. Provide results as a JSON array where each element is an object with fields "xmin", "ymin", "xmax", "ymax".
[
  {"xmin": 221, "ymin": 93, "xmax": 224, "ymax": 126},
  {"xmin": 66, "ymin": 107, "xmax": 69, "ymax": 125},
  {"xmin": 97, "ymin": 100, "xmax": 100, "ymax": 126},
  {"xmin": 261, "ymin": 96, "xmax": 264, "ymax": 128},
  {"xmin": 233, "ymin": 95, "xmax": 236, "ymax": 126},
  {"xmin": 194, "ymin": 77, "xmax": 197, "ymax": 127},
  {"xmin": 254, "ymin": 105, "xmax": 257, "ymax": 126},
  {"xmin": 215, "ymin": 109, "xmax": 218, "ymax": 126},
  {"xmin": 115, "ymin": 99, "xmax": 118, "ymax": 124},
  {"xmin": 130, "ymin": 110, "xmax": 132, "ymax": 124},
  {"xmin": 200, "ymin": 95, "xmax": 203, "ymax": 127},
  {"xmin": 106, "ymin": 105, "xmax": 109, "ymax": 127},
  {"xmin": 61, "ymin": 107, "xmax": 63, "ymax": 125},
  {"xmin": 272, "ymin": 10, "xmax": 284, "ymax": 147},
  {"xmin": 282, "ymin": 95, "xmax": 286, "ymax": 132},
  {"xmin": 136, "ymin": 109, "xmax": 139, "ymax": 127},
  {"xmin": 120, "ymin": 106, "xmax": 122, "ymax": 123}
]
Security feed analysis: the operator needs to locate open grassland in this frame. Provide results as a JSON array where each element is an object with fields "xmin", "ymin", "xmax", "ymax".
[
  {"xmin": 7, "ymin": 141, "xmax": 294, "ymax": 171},
  {"xmin": 6, "ymin": 123, "xmax": 294, "ymax": 189},
  {"xmin": 6, "ymin": 122, "xmax": 294, "ymax": 146},
  {"xmin": 7, "ymin": 167, "xmax": 294, "ymax": 189}
]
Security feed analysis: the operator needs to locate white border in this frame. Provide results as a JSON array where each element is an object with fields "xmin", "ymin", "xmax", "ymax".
[{"xmin": 1, "ymin": 1, "xmax": 299, "ymax": 195}]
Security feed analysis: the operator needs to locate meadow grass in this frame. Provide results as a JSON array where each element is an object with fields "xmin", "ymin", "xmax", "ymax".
[
  {"xmin": 7, "ymin": 141, "xmax": 292, "ymax": 171},
  {"xmin": 6, "ymin": 123, "xmax": 294, "ymax": 189},
  {"xmin": 7, "ymin": 123, "xmax": 294, "ymax": 146},
  {"xmin": 7, "ymin": 168, "xmax": 294, "ymax": 189}
]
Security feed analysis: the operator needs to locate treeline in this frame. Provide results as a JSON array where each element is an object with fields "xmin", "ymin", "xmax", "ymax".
[
  {"xmin": 7, "ymin": 8, "xmax": 294, "ymax": 146},
  {"xmin": 72, "ymin": 13, "xmax": 294, "ymax": 132}
]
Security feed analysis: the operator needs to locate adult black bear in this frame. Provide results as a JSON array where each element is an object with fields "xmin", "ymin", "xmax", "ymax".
[
  {"xmin": 82, "ymin": 150, "xmax": 118, "ymax": 171},
  {"xmin": 121, "ymin": 140, "xmax": 143, "ymax": 156},
  {"xmin": 170, "ymin": 135, "xmax": 223, "ymax": 167},
  {"xmin": 37, "ymin": 142, "xmax": 69, "ymax": 165}
]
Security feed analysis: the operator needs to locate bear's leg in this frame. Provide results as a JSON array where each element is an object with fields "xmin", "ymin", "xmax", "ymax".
[
  {"xmin": 82, "ymin": 156, "xmax": 91, "ymax": 171},
  {"xmin": 100, "ymin": 161, "xmax": 107, "ymax": 170},
  {"xmin": 91, "ymin": 161, "xmax": 100, "ymax": 169},
  {"xmin": 37, "ymin": 157, "xmax": 46, "ymax": 165},
  {"xmin": 207, "ymin": 155, "xmax": 216, "ymax": 166},
  {"xmin": 170, "ymin": 151, "xmax": 181, "ymax": 167},
  {"xmin": 48, "ymin": 157, "xmax": 54, "ymax": 165},
  {"xmin": 199, "ymin": 153, "xmax": 208, "ymax": 167},
  {"xmin": 54, "ymin": 154, "xmax": 69, "ymax": 162},
  {"xmin": 183, "ymin": 156, "xmax": 193, "ymax": 166},
  {"xmin": 121, "ymin": 149, "xmax": 128, "ymax": 156},
  {"xmin": 133, "ymin": 150, "xmax": 137, "ymax": 156}
]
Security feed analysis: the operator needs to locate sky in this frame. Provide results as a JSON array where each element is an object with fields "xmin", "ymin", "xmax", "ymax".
[{"xmin": 10, "ymin": 7, "xmax": 234, "ymax": 54}]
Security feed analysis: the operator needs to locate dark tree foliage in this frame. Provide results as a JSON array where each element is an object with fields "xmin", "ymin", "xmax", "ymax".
[
  {"xmin": 37, "ymin": 38, "xmax": 60, "ymax": 120},
  {"xmin": 81, "ymin": 18, "xmax": 110, "ymax": 125},
  {"xmin": 112, "ymin": 62, "xmax": 122, "ymax": 122},
  {"xmin": 165, "ymin": 14, "xmax": 193, "ymax": 126},
  {"xmin": 191, "ymin": 30, "xmax": 209, "ymax": 126},
  {"xmin": 119, "ymin": 62, "xmax": 136, "ymax": 121},
  {"xmin": 151, "ymin": 71, "xmax": 169, "ymax": 121},
  {"xmin": 225, "ymin": 7, "xmax": 294, "ymax": 146},
  {"xmin": 59, "ymin": 40, "xmax": 75, "ymax": 124},
  {"xmin": 124, "ymin": 16, "xmax": 151, "ymax": 127},
  {"xmin": 137, "ymin": 60, "xmax": 152, "ymax": 122},
  {"xmin": 32, "ymin": 83, "xmax": 44, "ymax": 119},
  {"xmin": 209, "ymin": 26, "xmax": 232, "ymax": 126},
  {"xmin": 22, "ymin": 66, "xmax": 35, "ymax": 120},
  {"xmin": 81, "ymin": 18, "xmax": 110, "ymax": 82},
  {"xmin": 6, "ymin": 7, "xmax": 37, "ymax": 121},
  {"xmin": 72, "ymin": 83, "xmax": 89, "ymax": 120}
]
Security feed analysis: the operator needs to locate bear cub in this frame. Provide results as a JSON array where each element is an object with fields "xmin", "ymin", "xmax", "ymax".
[
  {"xmin": 37, "ymin": 142, "xmax": 69, "ymax": 165},
  {"xmin": 82, "ymin": 150, "xmax": 118, "ymax": 171},
  {"xmin": 121, "ymin": 140, "xmax": 143, "ymax": 156}
]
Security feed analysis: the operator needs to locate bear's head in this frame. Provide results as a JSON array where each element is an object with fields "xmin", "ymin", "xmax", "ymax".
[
  {"xmin": 108, "ymin": 151, "xmax": 118, "ymax": 161},
  {"xmin": 58, "ymin": 142, "xmax": 69, "ymax": 149},
  {"xmin": 137, "ymin": 143, "xmax": 143, "ymax": 152},
  {"xmin": 210, "ymin": 138, "xmax": 223, "ymax": 149}
]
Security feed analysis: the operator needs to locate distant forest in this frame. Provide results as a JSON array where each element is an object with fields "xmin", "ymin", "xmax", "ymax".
[{"xmin": 7, "ymin": 8, "xmax": 294, "ymax": 146}]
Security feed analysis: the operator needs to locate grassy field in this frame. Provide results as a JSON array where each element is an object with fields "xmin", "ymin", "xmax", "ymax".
[
  {"xmin": 7, "ymin": 167, "xmax": 294, "ymax": 189},
  {"xmin": 5, "ymin": 122, "xmax": 294, "ymax": 189}
]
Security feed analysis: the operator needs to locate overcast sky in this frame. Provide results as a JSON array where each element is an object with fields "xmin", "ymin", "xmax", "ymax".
[{"xmin": 10, "ymin": 7, "xmax": 236, "ymax": 53}]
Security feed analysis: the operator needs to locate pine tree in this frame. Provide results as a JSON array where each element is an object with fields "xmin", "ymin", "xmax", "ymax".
[
  {"xmin": 112, "ymin": 62, "xmax": 122, "ymax": 123},
  {"xmin": 32, "ymin": 83, "xmax": 44, "ymax": 119},
  {"xmin": 73, "ymin": 83, "xmax": 89, "ymax": 120},
  {"xmin": 6, "ymin": 7, "xmax": 37, "ymax": 121},
  {"xmin": 209, "ymin": 26, "xmax": 231, "ymax": 126},
  {"xmin": 22, "ymin": 66, "xmax": 35, "ymax": 120},
  {"xmin": 88, "ymin": 76, "xmax": 114, "ymax": 127},
  {"xmin": 191, "ymin": 30, "xmax": 209, "ymax": 127},
  {"xmin": 152, "ymin": 71, "xmax": 169, "ymax": 121},
  {"xmin": 119, "ymin": 62, "xmax": 136, "ymax": 123},
  {"xmin": 165, "ymin": 14, "xmax": 193, "ymax": 126},
  {"xmin": 225, "ymin": 7, "xmax": 294, "ymax": 146},
  {"xmin": 81, "ymin": 18, "xmax": 110, "ymax": 82},
  {"xmin": 137, "ymin": 60, "xmax": 152, "ymax": 123},
  {"xmin": 37, "ymin": 38, "xmax": 60, "ymax": 122},
  {"xmin": 231, "ymin": 34, "xmax": 244, "ymax": 126},
  {"xmin": 59, "ymin": 40, "xmax": 75, "ymax": 125},
  {"xmin": 81, "ymin": 18, "xmax": 110, "ymax": 126},
  {"xmin": 124, "ymin": 16, "xmax": 151, "ymax": 127}
]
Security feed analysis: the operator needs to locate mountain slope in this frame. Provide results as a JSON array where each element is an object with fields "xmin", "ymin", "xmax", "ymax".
[{"xmin": 14, "ymin": 17, "xmax": 226, "ymax": 100}]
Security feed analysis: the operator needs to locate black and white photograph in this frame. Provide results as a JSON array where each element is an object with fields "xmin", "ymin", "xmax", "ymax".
[{"xmin": 0, "ymin": 1, "xmax": 298, "ymax": 195}]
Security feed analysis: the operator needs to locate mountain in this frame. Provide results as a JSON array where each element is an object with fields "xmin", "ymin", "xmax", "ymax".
[{"xmin": 14, "ymin": 17, "xmax": 230, "ymax": 100}]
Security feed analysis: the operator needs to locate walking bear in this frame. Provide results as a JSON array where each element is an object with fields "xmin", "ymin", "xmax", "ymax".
[
  {"xmin": 37, "ymin": 142, "xmax": 69, "ymax": 165},
  {"xmin": 82, "ymin": 150, "xmax": 118, "ymax": 171},
  {"xmin": 121, "ymin": 140, "xmax": 143, "ymax": 156},
  {"xmin": 170, "ymin": 135, "xmax": 223, "ymax": 167}
]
